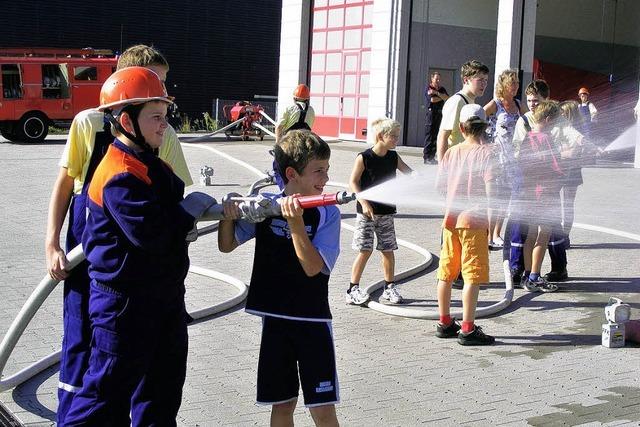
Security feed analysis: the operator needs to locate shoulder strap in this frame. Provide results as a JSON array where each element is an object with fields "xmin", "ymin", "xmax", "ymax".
[
  {"xmin": 296, "ymin": 102, "xmax": 308, "ymax": 125},
  {"xmin": 82, "ymin": 119, "xmax": 113, "ymax": 193},
  {"xmin": 456, "ymin": 92, "xmax": 470, "ymax": 105},
  {"xmin": 522, "ymin": 114, "xmax": 531, "ymax": 132}
]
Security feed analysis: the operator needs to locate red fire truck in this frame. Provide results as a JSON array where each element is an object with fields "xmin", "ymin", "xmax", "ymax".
[{"xmin": 0, "ymin": 48, "xmax": 117, "ymax": 142}]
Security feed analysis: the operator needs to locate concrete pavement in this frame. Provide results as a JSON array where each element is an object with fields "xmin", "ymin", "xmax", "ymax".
[{"xmin": 0, "ymin": 134, "xmax": 639, "ymax": 426}]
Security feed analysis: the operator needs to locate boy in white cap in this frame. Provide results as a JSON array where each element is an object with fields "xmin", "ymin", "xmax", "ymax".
[{"xmin": 435, "ymin": 104, "xmax": 495, "ymax": 345}]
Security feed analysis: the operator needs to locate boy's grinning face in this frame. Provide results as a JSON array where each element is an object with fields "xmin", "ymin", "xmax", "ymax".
[{"xmin": 289, "ymin": 158, "xmax": 330, "ymax": 196}]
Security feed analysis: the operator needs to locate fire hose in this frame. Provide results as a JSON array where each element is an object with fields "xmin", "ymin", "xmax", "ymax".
[{"xmin": 0, "ymin": 189, "xmax": 355, "ymax": 392}]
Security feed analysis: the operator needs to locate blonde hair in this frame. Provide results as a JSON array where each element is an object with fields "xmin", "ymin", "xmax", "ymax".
[
  {"xmin": 117, "ymin": 44, "xmax": 169, "ymax": 70},
  {"xmin": 532, "ymin": 100, "xmax": 560, "ymax": 124},
  {"xmin": 495, "ymin": 69, "xmax": 519, "ymax": 100},
  {"xmin": 371, "ymin": 118, "xmax": 401, "ymax": 140},
  {"xmin": 559, "ymin": 100, "xmax": 584, "ymax": 128}
]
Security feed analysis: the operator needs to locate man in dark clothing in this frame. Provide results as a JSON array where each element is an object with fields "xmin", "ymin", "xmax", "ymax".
[{"xmin": 423, "ymin": 71, "xmax": 449, "ymax": 164}]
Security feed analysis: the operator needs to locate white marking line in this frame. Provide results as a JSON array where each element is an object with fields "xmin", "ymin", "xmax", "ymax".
[
  {"xmin": 183, "ymin": 143, "xmax": 268, "ymax": 178},
  {"xmin": 573, "ymin": 223, "xmax": 640, "ymax": 242}
]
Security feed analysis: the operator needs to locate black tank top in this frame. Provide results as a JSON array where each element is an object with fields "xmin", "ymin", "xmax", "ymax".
[
  {"xmin": 356, "ymin": 148, "xmax": 398, "ymax": 215},
  {"xmin": 245, "ymin": 207, "xmax": 332, "ymax": 320}
]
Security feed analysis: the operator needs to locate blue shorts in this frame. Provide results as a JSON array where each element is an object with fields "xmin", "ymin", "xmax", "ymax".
[{"xmin": 257, "ymin": 316, "xmax": 339, "ymax": 407}]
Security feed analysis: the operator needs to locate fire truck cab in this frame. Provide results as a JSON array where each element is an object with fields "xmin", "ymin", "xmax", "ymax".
[{"xmin": 0, "ymin": 48, "xmax": 117, "ymax": 142}]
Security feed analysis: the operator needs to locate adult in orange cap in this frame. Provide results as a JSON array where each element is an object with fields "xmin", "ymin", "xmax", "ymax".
[
  {"xmin": 273, "ymin": 84, "xmax": 316, "ymax": 188},
  {"xmin": 276, "ymin": 83, "xmax": 315, "ymax": 140},
  {"xmin": 577, "ymin": 86, "xmax": 598, "ymax": 127}
]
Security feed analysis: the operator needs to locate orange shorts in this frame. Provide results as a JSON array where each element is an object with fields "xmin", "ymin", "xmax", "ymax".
[{"xmin": 436, "ymin": 228, "xmax": 489, "ymax": 286}]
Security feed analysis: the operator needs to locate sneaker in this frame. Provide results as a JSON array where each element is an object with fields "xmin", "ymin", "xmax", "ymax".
[
  {"xmin": 436, "ymin": 318, "xmax": 461, "ymax": 338},
  {"xmin": 523, "ymin": 276, "xmax": 559, "ymax": 293},
  {"xmin": 381, "ymin": 285, "xmax": 403, "ymax": 304},
  {"xmin": 458, "ymin": 325, "xmax": 495, "ymax": 346},
  {"xmin": 489, "ymin": 237, "xmax": 504, "ymax": 250},
  {"xmin": 544, "ymin": 269, "xmax": 568, "ymax": 282},
  {"xmin": 345, "ymin": 286, "xmax": 369, "ymax": 305}
]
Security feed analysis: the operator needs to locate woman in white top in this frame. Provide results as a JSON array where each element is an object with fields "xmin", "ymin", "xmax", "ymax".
[{"xmin": 483, "ymin": 69, "xmax": 526, "ymax": 250}]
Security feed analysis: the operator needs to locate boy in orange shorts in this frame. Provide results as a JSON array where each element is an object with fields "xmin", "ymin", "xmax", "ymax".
[{"xmin": 435, "ymin": 104, "xmax": 495, "ymax": 346}]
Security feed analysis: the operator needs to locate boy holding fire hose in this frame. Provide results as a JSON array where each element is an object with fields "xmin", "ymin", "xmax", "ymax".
[{"xmin": 218, "ymin": 130, "xmax": 341, "ymax": 426}]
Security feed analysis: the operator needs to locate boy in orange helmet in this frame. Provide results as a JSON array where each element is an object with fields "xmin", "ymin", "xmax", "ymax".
[
  {"xmin": 46, "ymin": 45, "xmax": 193, "ymax": 425},
  {"xmin": 64, "ymin": 67, "xmax": 213, "ymax": 425}
]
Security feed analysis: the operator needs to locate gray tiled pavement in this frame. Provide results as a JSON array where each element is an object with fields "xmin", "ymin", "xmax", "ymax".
[{"xmin": 0, "ymin": 134, "xmax": 639, "ymax": 426}]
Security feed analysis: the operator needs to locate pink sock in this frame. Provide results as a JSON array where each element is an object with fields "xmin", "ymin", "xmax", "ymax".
[
  {"xmin": 461, "ymin": 321, "xmax": 475, "ymax": 333},
  {"xmin": 439, "ymin": 315, "xmax": 452, "ymax": 326}
]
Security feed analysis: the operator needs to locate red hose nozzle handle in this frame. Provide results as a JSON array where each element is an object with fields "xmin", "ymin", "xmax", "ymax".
[{"xmin": 296, "ymin": 191, "xmax": 357, "ymax": 208}]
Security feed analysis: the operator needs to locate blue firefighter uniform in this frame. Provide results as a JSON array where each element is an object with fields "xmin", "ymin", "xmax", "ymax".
[{"xmin": 64, "ymin": 139, "xmax": 194, "ymax": 426}]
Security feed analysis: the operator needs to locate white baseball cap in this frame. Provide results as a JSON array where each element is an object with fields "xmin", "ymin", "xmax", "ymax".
[{"xmin": 459, "ymin": 104, "xmax": 488, "ymax": 124}]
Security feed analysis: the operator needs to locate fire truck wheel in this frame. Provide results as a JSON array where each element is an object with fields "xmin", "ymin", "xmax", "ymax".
[{"xmin": 18, "ymin": 112, "xmax": 49, "ymax": 143}]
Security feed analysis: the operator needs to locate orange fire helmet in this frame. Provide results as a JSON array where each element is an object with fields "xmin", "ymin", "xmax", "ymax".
[
  {"xmin": 293, "ymin": 84, "xmax": 310, "ymax": 101},
  {"xmin": 578, "ymin": 87, "xmax": 590, "ymax": 95},
  {"xmin": 98, "ymin": 66, "xmax": 174, "ymax": 111}
]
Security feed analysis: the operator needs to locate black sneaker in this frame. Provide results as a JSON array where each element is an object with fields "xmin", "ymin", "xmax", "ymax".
[
  {"xmin": 436, "ymin": 318, "xmax": 461, "ymax": 338},
  {"xmin": 543, "ymin": 269, "xmax": 568, "ymax": 282},
  {"xmin": 511, "ymin": 269, "xmax": 524, "ymax": 288},
  {"xmin": 519, "ymin": 275, "xmax": 529, "ymax": 289},
  {"xmin": 458, "ymin": 325, "xmax": 495, "ymax": 346}
]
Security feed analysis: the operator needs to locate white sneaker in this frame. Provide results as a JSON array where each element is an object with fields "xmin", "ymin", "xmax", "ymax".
[
  {"xmin": 381, "ymin": 285, "xmax": 403, "ymax": 304},
  {"xmin": 345, "ymin": 286, "xmax": 369, "ymax": 305}
]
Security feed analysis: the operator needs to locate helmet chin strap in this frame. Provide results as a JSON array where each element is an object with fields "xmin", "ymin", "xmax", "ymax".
[{"xmin": 105, "ymin": 106, "xmax": 153, "ymax": 153}]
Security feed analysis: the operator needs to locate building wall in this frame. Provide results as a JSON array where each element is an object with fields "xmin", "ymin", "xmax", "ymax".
[
  {"xmin": 278, "ymin": 0, "xmax": 638, "ymax": 146},
  {"xmin": 534, "ymin": 0, "xmax": 639, "ymax": 128},
  {"xmin": 0, "ymin": 0, "xmax": 282, "ymax": 117},
  {"xmin": 278, "ymin": 0, "xmax": 311, "ymax": 120},
  {"xmin": 404, "ymin": 1, "xmax": 498, "ymax": 147},
  {"xmin": 536, "ymin": 0, "xmax": 640, "ymax": 48}
]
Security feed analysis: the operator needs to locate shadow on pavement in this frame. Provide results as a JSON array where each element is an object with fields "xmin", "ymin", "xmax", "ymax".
[{"xmin": 12, "ymin": 365, "xmax": 58, "ymax": 422}]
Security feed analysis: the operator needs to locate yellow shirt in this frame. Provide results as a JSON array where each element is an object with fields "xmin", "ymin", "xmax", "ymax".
[
  {"xmin": 512, "ymin": 111, "xmax": 536, "ymax": 159},
  {"xmin": 60, "ymin": 109, "xmax": 193, "ymax": 194},
  {"xmin": 439, "ymin": 92, "xmax": 474, "ymax": 148}
]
